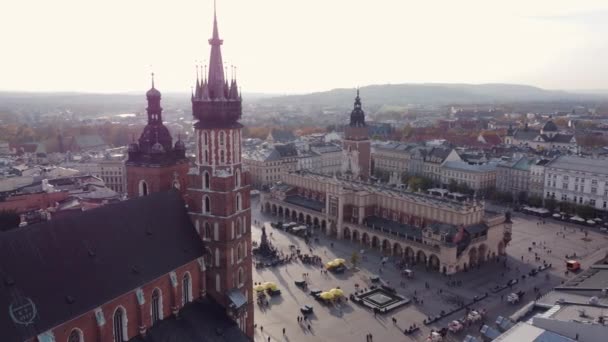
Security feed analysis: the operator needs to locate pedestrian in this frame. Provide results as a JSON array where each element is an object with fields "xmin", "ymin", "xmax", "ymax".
[
  {"xmin": 260, "ymin": 326, "xmax": 264, "ymax": 333},
  {"xmin": 283, "ymin": 327, "xmax": 286, "ymax": 335},
  {"xmin": 308, "ymin": 324, "xmax": 311, "ymax": 330},
  {"xmin": 268, "ymin": 337, "xmax": 271, "ymax": 342}
]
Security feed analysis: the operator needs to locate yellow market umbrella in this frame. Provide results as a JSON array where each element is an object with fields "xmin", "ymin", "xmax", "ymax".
[
  {"xmin": 263, "ymin": 282, "xmax": 278, "ymax": 291},
  {"xmin": 334, "ymin": 258, "xmax": 346, "ymax": 264},
  {"xmin": 330, "ymin": 288, "xmax": 344, "ymax": 297},
  {"xmin": 319, "ymin": 292, "xmax": 334, "ymax": 300},
  {"xmin": 326, "ymin": 261, "xmax": 338, "ymax": 269},
  {"xmin": 254, "ymin": 285, "xmax": 266, "ymax": 292}
]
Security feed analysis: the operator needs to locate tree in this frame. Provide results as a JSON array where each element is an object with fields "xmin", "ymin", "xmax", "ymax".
[
  {"xmin": 448, "ymin": 179, "xmax": 458, "ymax": 193},
  {"xmin": 576, "ymin": 205, "xmax": 596, "ymax": 219},
  {"xmin": 527, "ymin": 195, "xmax": 543, "ymax": 207},
  {"xmin": 350, "ymin": 251, "xmax": 360, "ymax": 268},
  {"xmin": 517, "ymin": 191, "xmax": 528, "ymax": 204},
  {"xmin": 0, "ymin": 210, "xmax": 20, "ymax": 232},
  {"xmin": 545, "ymin": 198, "xmax": 558, "ymax": 212}
]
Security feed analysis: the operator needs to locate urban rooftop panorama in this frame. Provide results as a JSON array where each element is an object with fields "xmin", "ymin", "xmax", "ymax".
[{"xmin": 2, "ymin": 1, "xmax": 608, "ymax": 342}]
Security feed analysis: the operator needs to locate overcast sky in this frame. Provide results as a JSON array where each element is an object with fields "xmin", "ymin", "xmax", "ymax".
[{"xmin": 2, "ymin": 0, "xmax": 608, "ymax": 94}]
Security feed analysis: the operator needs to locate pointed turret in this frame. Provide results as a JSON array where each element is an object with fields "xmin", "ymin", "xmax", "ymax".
[
  {"xmin": 350, "ymin": 88, "xmax": 366, "ymax": 127},
  {"xmin": 207, "ymin": 2, "xmax": 225, "ymax": 99}
]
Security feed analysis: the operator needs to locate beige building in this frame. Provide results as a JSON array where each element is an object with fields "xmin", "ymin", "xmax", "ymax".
[
  {"xmin": 496, "ymin": 156, "xmax": 537, "ymax": 199},
  {"xmin": 441, "ymin": 160, "xmax": 498, "ymax": 192},
  {"xmin": 243, "ymin": 143, "xmax": 298, "ymax": 189},
  {"xmin": 261, "ymin": 171, "xmax": 510, "ymax": 274},
  {"xmin": 61, "ymin": 155, "xmax": 126, "ymax": 194},
  {"xmin": 372, "ymin": 141, "xmax": 417, "ymax": 176}
]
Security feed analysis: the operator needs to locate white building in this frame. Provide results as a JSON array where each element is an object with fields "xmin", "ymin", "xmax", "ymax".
[
  {"xmin": 544, "ymin": 156, "xmax": 608, "ymax": 211},
  {"xmin": 441, "ymin": 160, "xmax": 498, "ymax": 192}
]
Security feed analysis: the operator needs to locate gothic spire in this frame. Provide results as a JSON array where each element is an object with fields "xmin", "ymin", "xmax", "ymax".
[
  {"xmin": 207, "ymin": 0, "xmax": 225, "ymax": 99},
  {"xmin": 350, "ymin": 88, "xmax": 365, "ymax": 127}
]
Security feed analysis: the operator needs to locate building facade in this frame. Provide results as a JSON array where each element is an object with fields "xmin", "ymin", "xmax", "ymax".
[
  {"xmin": 185, "ymin": 9, "xmax": 254, "ymax": 337},
  {"xmin": 496, "ymin": 156, "xmax": 537, "ymax": 199},
  {"xmin": 544, "ymin": 156, "xmax": 608, "ymax": 211},
  {"xmin": 440, "ymin": 160, "xmax": 497, "ymax": 192},
  {"xmin": 243, "ymin": 143, "xmax": 298, "ymax": 189},
  {"xmin": 262, "ymin": 171, "xmax": 510, "ymax": 275},
  {"xmin": 371, "ymin": 142, "xmax": 416, "ymax": 177},
  {"xmin": 125, "ymin": 77, "xmax": 189, "ymax": 198}
]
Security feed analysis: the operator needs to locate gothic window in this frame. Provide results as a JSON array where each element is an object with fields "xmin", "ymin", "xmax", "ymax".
[
  {"xmin": 236, "ymin": 168, "xmax": 241, "ymax": 187},
  {"xmin": 204, "ymin": 171, "xmax": 210, "ymax": 189},
  {"xmin": 203, "ymin": 196, "xmax": 211, "ymax": 213},
  {"xmin": 139, "ymin": 180, "xmax": 148, "ymax": 197},
  {"xmin": 68, "ymin": 329, "xmax": 82, "ymax": 342},
  {"xmin": 238, "ymin": 267, "xmax": 244, "ymax": 287},
  {"xmin": 182, "ymin": 273, "xmax": 192, "ymax": 305},
  {"xmin": 204, "ymin": 222, "xmax": 212, "ymax": 240},
  {"xmin": 204, "ymin": 150, "xmax": 209, "ymax": 163},
  {"xmin": 195, "ymin": 220, "xmax": 200, "ymax": 234},
  {"xmin": 220, "ymin": 150, "xmax": 225, "ymax": 164},
  {"xmin": 113, "ymin": 307, "xmax": 127, "ymax": 342},
  {"xmin": 236, "ymin": 193, "xmax": 242, "ymax": 211},
  {"xmin": 151, "ymin": 288, "xmax": 162, "ymax": 325},
  {"xmin": 236, "ymin": 217, "xmax": 242, "ymax": 236},
  {"xmin": 237, "ymin": 243, "xmax": 243, "ymax": 261},
  {"xmin": 219, "ymin": 131, "xmax": 225, "ymax": 146},
  {"xmin": 215, "ymin": 248, "xmax": 220, "ymax": 267},
  {"xmin": 215, "ymin": 273, "xmax": 221, "ymax": 292},
  {"xmin": 203, "ymin": 132, "xmax": 208, "ymax": 146}
]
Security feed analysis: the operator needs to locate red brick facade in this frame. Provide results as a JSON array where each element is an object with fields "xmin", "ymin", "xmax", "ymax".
[
  {"xmin": 34, "ymin": 260, "xmax": 204, "ymax": 342},
  {"xmin": 125, "ymin": 162, "xmax": 189, "ymax": 199}
]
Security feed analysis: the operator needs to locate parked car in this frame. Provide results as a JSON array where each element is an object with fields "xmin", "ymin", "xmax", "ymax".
[{"xmin": 300, "ymin": 305, "xmax": 314, "ymax": 315}]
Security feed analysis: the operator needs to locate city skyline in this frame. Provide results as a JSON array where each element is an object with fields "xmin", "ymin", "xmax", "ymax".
[{"xmin": 2, "ymin": 0, "xmax": 608, "ymax": 94}]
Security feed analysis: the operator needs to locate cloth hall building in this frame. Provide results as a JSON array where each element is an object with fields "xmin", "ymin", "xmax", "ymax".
[{"xmin": 261, "ymin": 93, "xmax": 511, "ymax": 275}]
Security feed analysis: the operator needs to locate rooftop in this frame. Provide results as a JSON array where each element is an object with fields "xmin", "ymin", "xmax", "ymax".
[{"xmin": 547, "ymin": 156, "xmax": 608, "ymax": 175}]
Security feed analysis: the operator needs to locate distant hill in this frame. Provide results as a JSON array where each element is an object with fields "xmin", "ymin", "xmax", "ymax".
[{"xmin": 257, "ymin": 83, "xmax": 607, "ymax": 107}]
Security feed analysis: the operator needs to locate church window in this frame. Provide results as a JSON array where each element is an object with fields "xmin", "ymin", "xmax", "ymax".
[
  {"xmin": 203, "ymin": 132, "xmax": 208, "ymax": 146},
  {"xmin": 237, "ymin": 243, "xmax": 243, "ymax": 261},
  {"xmin": 113, "ymin": 307, "xmax": 127, "ymax": 342},
  {"xmin": 204, "ymin": 222, "xmax": 212, "ymax": 240},
  {"xmin": 238, "ymin": 267, "xmax": 244, "ymax": 287},
  {"xmin": 139, "ymin": 180, "xmax": 149, "ymax": 197},
  {"xmin": 182, "ymin": 272, "xmax": 192, "ymax": 305},
  {"xmin": 203, "ymin": 196, "xmax": 211, "ymax": 213},
  {"xmin": 204, "ymin": 171, "xmax": 210, "ymax": 189},
  {"xmin": 215, "ymin": 274, "xmax": 221, "ymax": 292},
  {"xmin": 204, "ymin": 150, "xmax": 209, "ymax": 163},
  {"xmin": 220, "ymin": 150, "xmax": 225, "ymax": 164},
  {"xmin": 236, "ymin": 168, "xmax": 241, "ymax": 187},
  {"xmin": 219, "ymin": 131, "xmax": 225, "ymax": 146},
  {"xmin": 236, "ymin": 193, "xmax": 242, "ymax": 211},
  {"xmin": 215, "ymin": 248, "xmax": 220, "ymax": 267},
  {"xmin": 236, "ymin": 217, "xmax": 242, "ymax": 236},
  {"xmin": 151, "ymin": 288, "xmax": 162, "ymax": 324},
  {"xmin": 68, "ymin": 329, "xmax": 83, "ymax": 342}
]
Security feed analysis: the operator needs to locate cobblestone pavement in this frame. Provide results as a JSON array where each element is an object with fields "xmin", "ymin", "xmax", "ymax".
[{"xmin": 249, "ymin": 197, "xmax": 608, "ymax": 342}]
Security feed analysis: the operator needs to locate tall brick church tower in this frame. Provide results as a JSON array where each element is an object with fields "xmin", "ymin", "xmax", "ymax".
[
  {"xmin": 342, "ymin": 89, "xmax": 371, "ymax": 180},
  {"xmin": 186, "ymin": 5, "xmax": 254, "ymax": 338},
  {"xmin": 126, "ymin": 76, "xmax": 189, "ymax": 198}
]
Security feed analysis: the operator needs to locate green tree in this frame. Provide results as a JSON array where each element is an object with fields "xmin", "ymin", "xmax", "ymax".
[
  {"xmin": 545, "ymin": 198, "xmax": 558, "ymax": 212},
  {"xmin": 0, "ymin": 210, "xmax": 20, "ymax": 232},
  {"xmin": 527, "ymin": 195, "xmax": 543, "ymax": 207},
  {"xmin": 350, "ymin": 251, "xmax": 360, "ymax": 268},
  {"xmin": 448, "ymin": 179, "xmax": 458, "ymax": 193},
  {"xmin": 517, "ymin": 191, "xmax": 528, "ymax": 204},
  {"xmin": 575, "ymin": 205, "xmax": 596, "ymax": 219}
]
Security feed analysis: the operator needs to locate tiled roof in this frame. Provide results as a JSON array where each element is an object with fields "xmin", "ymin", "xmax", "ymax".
[
  {"xmin": 0, "ymin": 190, "xmax": 204, "ymax": 342},
  {"xmin": 547, "ymin": 156, "xmax": 608, "ymax": 174}
]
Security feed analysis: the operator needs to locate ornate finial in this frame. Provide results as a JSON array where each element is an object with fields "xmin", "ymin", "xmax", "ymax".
[
  {"xmin": 234, "ymin": 65, "xmax": 237, "ymax": 81},
  {"xmin": 204, "ymin": 64, "xmax": 207, "ymax": 82},
  {"xmin": 151, "ymin": 72, "xmax": 155, "ymax": 89},
  {"xmin": 196, "ymin": 64, "xmax": 200, "ymax": 83}
]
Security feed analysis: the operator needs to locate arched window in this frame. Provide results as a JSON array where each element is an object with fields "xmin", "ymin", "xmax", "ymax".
[
  {"xmin": 236, "ymin": 193, "xmax": 242, "ymax": 211},
  {"xmin": 203, "ymin": 171, "xmax": 210, "ymax": 189},
  {"xmin": 113, "ymin": 307, "xmax": 127, "ymax": 342},
  {"xmin": 215, "ymin": 274, "xmax": 221, "ymax": 292},
  {"xmin": 195, "ymin": 220, "xmax": 200, "ymax": 234},
  {"xmin": 204, "ymin": 222, "xmax": 212, "ymax": 240},
  {"xmin": 236, "ymin": 168, "xmax": 241, "ymax": 187},
  {"xmin": 203, "ymin": 196, "xmax": 210, "ymax": 213},
  {"xmin": 238, "ymin": 267, "xmax": 244, "ymax": 287},
  {"xmin": 68, "ymin": 329, "xmax": 82, "ymax": 342},
  {"xmin": 237, "ymin": 243, "xmax": 243, "ymax": 261},
  {"xmin": 204, "ymin": 150, "xmax": 209, "ymax": 163},
  {"xmin": 139, "ymin": 180, "xmax": 148, "ymax": 197},
  {"xmin": 151, "ymin": 288, "xmax": 162, "ymax": 325},
  {"xmin": 182, "ymin": 273, "xmax": 192, "ymax": 305},
  {"xmin": 236, "ymin": 218, "xmax": 242, "ymax": 237},
  {"xmin": 203, "ymin": 132, "xmax": 208, "ymax": 145},
  {"xmin": 219, "ymin": 131, "xmax": 225, "ymax": 146},
  {"xmin": 215, "ymin": 248, "xmax": 220, "ymax": 267},
  {"xmin": 220, "ymin": 150, "xmax": 225, "ymax": 164}
]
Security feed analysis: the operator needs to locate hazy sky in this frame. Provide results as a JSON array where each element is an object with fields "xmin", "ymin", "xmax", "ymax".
[{"xmin": 2, "ymin": 0, "xmax": 608, "ymax": 94}]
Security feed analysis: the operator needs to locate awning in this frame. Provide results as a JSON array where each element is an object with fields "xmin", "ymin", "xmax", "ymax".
[{"xmin": 227, "ymin": 289, "xmax": 248, "ymax": 310}]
